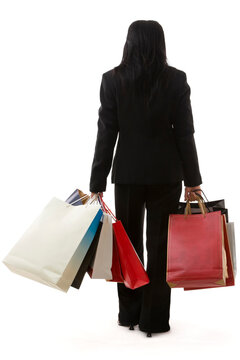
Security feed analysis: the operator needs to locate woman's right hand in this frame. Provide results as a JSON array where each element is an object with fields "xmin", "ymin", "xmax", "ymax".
[{"xmin": 184, "ymin": 185, "xmax": 202, "ymax": 201}]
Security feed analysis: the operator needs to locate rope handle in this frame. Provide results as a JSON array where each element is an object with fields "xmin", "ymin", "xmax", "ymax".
[
  {"xmin": 97, "ymin": 193, "xmax": 117, "ymax": 222},
  {"xmin": 188, "ymin": 188, "xmax": 211, "ymax": 213},
  {"xmin": 184, "ymin": 196, "xmax": 208, "ymax": 218},
  {"xmin": 97, "ymin": 194, "xmax": 108, "ymax": 213}
]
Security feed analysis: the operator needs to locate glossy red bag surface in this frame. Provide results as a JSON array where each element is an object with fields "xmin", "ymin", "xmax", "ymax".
[{"xmin": 112, "ymin": 220, "xmax": 150, "ymax": 289}]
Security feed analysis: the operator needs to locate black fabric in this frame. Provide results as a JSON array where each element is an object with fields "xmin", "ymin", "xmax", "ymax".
[
  {"xmin": 114, "ymin": 181, "xmax": 182, "ymax": 333},
  {"xmin": 89, "ymin": 65, "xmax": 202, "ymax": 193},
  {"xmin": 176, "ymin": 199, "xmax": 228, "ymax": 222}
]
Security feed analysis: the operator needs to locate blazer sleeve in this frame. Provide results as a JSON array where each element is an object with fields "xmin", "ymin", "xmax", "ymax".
[
  {"xmin": 89, "ymin": 72, "xmax": 119, "ymax": 193},
  {"xmin": 172, "ymin": 71, "xmax": 203, "ymax": 187}
]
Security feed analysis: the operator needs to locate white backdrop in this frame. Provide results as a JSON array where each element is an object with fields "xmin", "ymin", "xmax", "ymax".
[{"xmin": 0, "ymin": 0, "xmax": 239, "ymax": 359}]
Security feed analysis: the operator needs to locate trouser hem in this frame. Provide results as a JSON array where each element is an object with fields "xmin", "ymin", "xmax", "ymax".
[{"xmin": 118, "ymin": 317, "xmax": 139, "ymax": 326}]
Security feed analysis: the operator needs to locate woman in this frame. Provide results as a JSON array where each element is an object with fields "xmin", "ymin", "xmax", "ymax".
[{"xmin": 89, "ymin": 20, "xmax": 203, "ymax": 337}]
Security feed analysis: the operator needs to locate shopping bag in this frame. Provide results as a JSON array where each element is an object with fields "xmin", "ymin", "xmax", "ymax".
[
  {"xmin": 98, "ymin": 195, "xmax": 150, "ymax": 290},
  {"xmin": 182, "ymin": 191, "xmax": 235, "ymax": 290},
  {"xmin": 65, "ymin": 188, "xmax": 90, "ymax": 206},
  {"xmin": 184, "ymin": 213, "xmax": 235, "ymax": 290},
  {"xmin": 87, "ymin": 213, "xmax": 113, "ymax": 279},
  {"xmin": 113, "ymin": 221, "xmax": 150, "ymax": 289},
  {"xmin": 2, "ymin": 196, "xmax": 103, "ymax": 292},
  {"xmin": 87, "ymin": 195, "xmax": 124, "ymax": 283},
  {"xmin": 71, "ymin": 219, "xmax": 103, "ymax": 289},
  {"xmin": 166, "ymin": 196, "xmax": 228, "ymax": 289},
  {"xmin": 226, "ymin": 221, "xmax": 237, "ymax": 278}
]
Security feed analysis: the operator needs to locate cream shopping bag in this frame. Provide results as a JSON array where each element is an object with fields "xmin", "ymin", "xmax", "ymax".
[
  {"xmin": 88, "ymin": 213, "xmax": 113, "ymax": 279},
  {"xmin": 2, "ymin": 196, "xmax": 103, "ymax": 292}
]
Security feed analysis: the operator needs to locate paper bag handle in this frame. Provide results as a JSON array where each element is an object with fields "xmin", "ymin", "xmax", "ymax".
[{"xmin": 184, "ymin": 196, "xmax": 209, "ymax": 218}]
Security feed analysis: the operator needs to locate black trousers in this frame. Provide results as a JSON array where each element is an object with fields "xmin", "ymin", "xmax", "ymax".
[{"xmin": 114, "ymin": 181, "xmax": 182, "ymax": 333}]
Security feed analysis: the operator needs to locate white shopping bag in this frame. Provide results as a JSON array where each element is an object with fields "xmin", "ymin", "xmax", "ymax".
[
  {"xmin": 226, "ymin": 222, "xmax": 237, "ymax": 278},
  {"xmin": 2, "ymin": 196, "xmax": 103, "ymax": 292},
  {"xmin": 89, "ymin": 213, "xmax": 113, "ymax": 279}
]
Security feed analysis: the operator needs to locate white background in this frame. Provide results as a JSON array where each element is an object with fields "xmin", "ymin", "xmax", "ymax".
[{"xmin": 0, "ymin": 0, "xmax": 239, "ymax": 359}]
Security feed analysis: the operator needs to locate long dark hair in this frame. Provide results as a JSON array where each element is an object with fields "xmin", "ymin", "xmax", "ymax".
[{"xmin": 113, "ymin": 20, "xmax": 170, "ymax": 107}]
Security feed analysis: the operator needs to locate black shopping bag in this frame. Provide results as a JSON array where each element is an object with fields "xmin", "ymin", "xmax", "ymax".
[
  {"xmin": 71, "ymin": 220, "xmax": 103, "ymax": 289},
  {"xmin": 176, "ymin": 189, "xmax": 229, "ymax": 223}
]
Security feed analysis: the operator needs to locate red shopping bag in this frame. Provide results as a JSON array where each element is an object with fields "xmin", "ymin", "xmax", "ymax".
[
  {"xmin": 99, "ymin": 195, "xmax": 150, "ymax": 290},
  {"xmin": 184, "ymin": 213, "xmax": 235, "ymax": 290},
  {"xmin": 112, "ymin": 220, "xmax": 150, "ymax": 289},
  {"xmin": 166, "ymin": 197, "xmax": 228, "ymax": 288}
]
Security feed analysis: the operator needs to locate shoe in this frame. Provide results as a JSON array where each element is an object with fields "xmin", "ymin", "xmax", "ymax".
[{"xmin": 118, "ymin": 320, "xmax": 136, "ymax": 330}]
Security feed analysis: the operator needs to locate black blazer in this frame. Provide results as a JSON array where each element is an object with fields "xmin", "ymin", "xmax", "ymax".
[{"xmin": 89, "ymin": 65, "xmax": 203, "ymax": 193}]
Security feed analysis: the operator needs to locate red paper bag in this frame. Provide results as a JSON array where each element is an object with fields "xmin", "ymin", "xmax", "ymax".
[
  {"xmin": 166, "ymin": 200, "xmax": 227, "ymax": 288},
  {"xmin": 112, "ymin": 220, "xmax": 150, "ymax": 289}
]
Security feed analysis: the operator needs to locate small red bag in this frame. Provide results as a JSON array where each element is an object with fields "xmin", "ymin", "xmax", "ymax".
[{"xmin": 99, "ymin": 195, "xmax": 150, "ymax": 290}]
